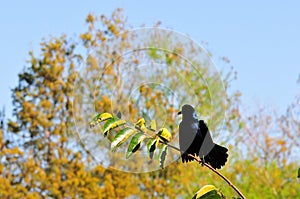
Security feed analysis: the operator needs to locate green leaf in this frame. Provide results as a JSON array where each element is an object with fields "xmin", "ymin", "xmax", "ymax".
[
  {"xmin": 148, "ymin": 119, "xmax": 156, "ymax": 131},
  {"xmin": 147, "ymin": 138, "xmax": 157, "ymax": 159},
  {"xmin": 126, "ymin": 133, "xmax": 147, "ymax": 159},
  {"xmin": 238, "ymin": 122, "xmax": 244, "ymax": 129},
  {"xmin": 135, "ymin": 118, "xmax": 147, "ymax": 132},
  {"xmin": 165, "ymin": 53, "xmax": 173, "ymax": 65},
  {"xmin": 192, "ymin": 185, "xmax": 224, "ymax": 199},
  {"xmin": 111, "ymin": 128, "xmax": 136, "ymax": 151},
  {"xmin": 89, "ymin": 112, "xmax": 113, "ymax": 128},
  {"xmin": 102, "ymin": 117, "xmax": 126, "ymax": 136},
  {"xmin": 158, "ymin": 144, "xmax": 168, "ymax": 169},
  {"xmin": 157, "ymin": 128, "xmax": 172, "ymax": 142},
  {"xmin": 148, "ymin": 47, "xmax": 161, "ymax": 60}
]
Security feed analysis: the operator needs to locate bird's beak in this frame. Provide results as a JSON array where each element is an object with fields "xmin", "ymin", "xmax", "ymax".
[{"xmin": 177, "ymin": 111, "xmax": 182, "ymax": 115}]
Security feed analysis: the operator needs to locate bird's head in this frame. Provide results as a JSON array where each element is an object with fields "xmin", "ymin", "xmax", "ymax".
[{"xmin": 178, "ymin": 104, "xmax": 198, "ymax": 121}]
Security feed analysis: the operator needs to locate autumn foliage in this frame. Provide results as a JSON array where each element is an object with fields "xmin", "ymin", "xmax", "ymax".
[{"xmin": 0, "ymin": 9, "xmax": 299, "ymax": 198}]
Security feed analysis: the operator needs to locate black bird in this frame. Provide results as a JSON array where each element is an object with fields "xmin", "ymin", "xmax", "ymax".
[{"xmin": 178, "ymin": 104, "xmax": 228, "ymax": 169}]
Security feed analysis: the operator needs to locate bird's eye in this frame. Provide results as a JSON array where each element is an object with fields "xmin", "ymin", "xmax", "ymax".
[{"xmin": 193, "ymin": 112, "xmax": 197, "ymax": 119}]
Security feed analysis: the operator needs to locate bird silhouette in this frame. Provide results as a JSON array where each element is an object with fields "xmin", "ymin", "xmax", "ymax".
[{"xmin": 178, "ymin": 104, "xmax": 228, "ymax": 169}]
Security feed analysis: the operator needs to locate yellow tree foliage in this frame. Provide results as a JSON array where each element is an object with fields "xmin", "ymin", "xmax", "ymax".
[{"xmin": 1, "ymin": 8, "xmax": 299, "ymax": 198}]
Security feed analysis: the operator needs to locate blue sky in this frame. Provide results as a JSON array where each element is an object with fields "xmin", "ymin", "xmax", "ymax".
[{"xmin": 1, "ymin": 1, "xmax": 299, "ymax": 117}]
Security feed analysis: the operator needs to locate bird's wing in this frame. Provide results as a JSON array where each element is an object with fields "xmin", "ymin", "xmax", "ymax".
[
  {"xmin": 179, "ymin": 121, "xmax": 199, "ymax": 162},
  {"xmin": 198, "ymin": 120, "xmax": 215, "ymax": 157},
  {"xmin": 179, "ymin": 122, "xmax": 198, "ymax": 152}
]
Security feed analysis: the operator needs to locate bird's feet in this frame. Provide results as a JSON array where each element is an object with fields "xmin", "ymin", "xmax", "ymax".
[{"xmin": 200, "ymin": 155, "xmax": 205, "ymax": 166}]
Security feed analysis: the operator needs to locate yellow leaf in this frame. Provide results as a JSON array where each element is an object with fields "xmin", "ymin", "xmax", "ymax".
[{"xmin": 157, "ymin": 128, "xmax": 172, "ymax": 142}]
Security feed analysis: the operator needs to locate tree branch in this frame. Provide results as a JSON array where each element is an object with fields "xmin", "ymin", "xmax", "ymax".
[
  {"xmin": 129, "ymin": 124, "xmax": 246, "ymax": 198},
  {"xmin": 158, "ymin": 140, "xmax": 246, "ymax": 199},
  {"xmin": 90, "ymin": 119, "xmax": 246, "ymax": 198},
  {"xmin": 188, "ymin": 154, "xmax": 246, "ymax": 199}
]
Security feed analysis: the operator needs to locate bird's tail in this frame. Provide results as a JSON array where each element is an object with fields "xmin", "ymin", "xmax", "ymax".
[{"xmin": 204, "ymin": 144, "xmax": 228, "ymax": 169}]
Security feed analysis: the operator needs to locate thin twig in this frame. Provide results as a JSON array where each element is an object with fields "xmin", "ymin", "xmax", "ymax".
[{"xmin": 187, "ymin": 154, "xmax": 246, "ymax": 199}]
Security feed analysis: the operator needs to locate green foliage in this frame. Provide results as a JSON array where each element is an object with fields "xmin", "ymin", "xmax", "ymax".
[
  {"xmin": 147, "ymin": 138, "xmax": 158, "ymax": 159},
  {"xmin": 149, "ymin": 119, "xmax": 157, "ymax": 131},
  {"xmin": 101, "ymin": 117, "xmax": 126, "ymax": 136},
  {"xmin": 89, "ymin": 112, "xmax": 113, "ymax": 128},
  {"xmin": 89, "ymin": 112, "xmax": 172, "ymax": 168},
  {"xmin": 2, "ymin": 7, "xmax": 299, "ymax": 199},
  {"xmin": 126, "ymin": 133, "xmax": 147, "ymax": 159},
  {"xmin": 158, "ymin": 144, "xmax": 168, "ymax": 169},
  {"xmin": 111, "ymin": 127, "xmax": 136, "ymax": 151},
  {"xmin": 192, "ymin": 185, "xmax": 224, "ymax": 199}
]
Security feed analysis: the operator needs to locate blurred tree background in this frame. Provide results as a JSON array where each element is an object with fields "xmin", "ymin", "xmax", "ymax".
[{"xmin": 0, "ymin": 8, "xmax": 299, "ymax": 198}]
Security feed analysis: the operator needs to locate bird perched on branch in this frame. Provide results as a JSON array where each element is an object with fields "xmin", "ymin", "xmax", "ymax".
[{"xmin": 178, "ymin": 104, "xmax": 228, "ymax": 169}]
